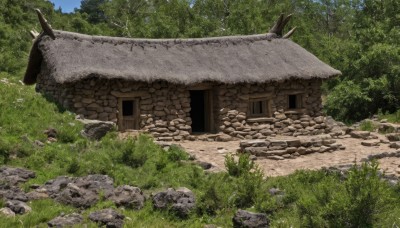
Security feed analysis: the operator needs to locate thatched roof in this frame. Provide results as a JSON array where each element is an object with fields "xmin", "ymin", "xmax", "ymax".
[{"xmin": 23, "ymin": 15, "xmax": 341, "ymax": 85}]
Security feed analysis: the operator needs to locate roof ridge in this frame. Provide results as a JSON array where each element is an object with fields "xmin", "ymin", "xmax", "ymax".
[{"xmin": 53, "ymin": 30, "xmax": 280, "ymax": 46}]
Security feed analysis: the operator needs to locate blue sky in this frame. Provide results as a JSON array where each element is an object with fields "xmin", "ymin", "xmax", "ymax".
[{"xmin": 49, "ymin": 0, "xmax": 81, "ymax": 13}]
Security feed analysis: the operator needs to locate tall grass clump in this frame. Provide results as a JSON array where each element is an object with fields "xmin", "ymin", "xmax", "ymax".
[{"xmin": 359, "ymin": 120, "xmax": 377, "ymax": 132}]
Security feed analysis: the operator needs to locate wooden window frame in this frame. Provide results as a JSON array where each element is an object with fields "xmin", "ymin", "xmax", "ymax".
[
  {"xmin": 248, "ymin": 98, "xmax": 272, "ymax": 118},
  {"xmin": 287, "ymin": 94, "xmax": 304, "ymax": 110}
]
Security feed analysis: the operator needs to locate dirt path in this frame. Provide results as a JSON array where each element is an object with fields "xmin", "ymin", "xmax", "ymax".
[{"xmin": 179, "ymin": 135, "xmax": 399, "ymax": 177}]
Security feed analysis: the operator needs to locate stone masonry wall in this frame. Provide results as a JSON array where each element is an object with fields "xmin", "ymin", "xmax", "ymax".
[
  {"xmin": 216, "ymin": 79, "xmax": 326, "ymax": 139},
  {"xmin": 37, "ymin": 68, "xmax": 327, "ymax": 141}
]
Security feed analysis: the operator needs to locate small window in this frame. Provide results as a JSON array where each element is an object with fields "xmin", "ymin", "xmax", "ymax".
[
  {"xmin": 248, "ymin": 99, "xmax": 269, "ymax": 117},
  {"xmin": 122, "ymin": 100, "xmax": 134, "ymax": 116},
  {"xmin": 288, "ymin": 94, "xmax": 302, "ymax": 109}
]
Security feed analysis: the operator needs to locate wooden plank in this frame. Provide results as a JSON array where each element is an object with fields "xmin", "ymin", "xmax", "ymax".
[
  {"xmin": 187, "ymin": 83, "xmax": 213, "ymax": 90},
  {"xmin": 111, "ymin": 91, "xmax": 149, "ymax": 98}
]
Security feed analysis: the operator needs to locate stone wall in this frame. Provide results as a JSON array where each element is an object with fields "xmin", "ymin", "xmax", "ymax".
[
  {"xmin": 216, "ymin": 80, "xmax": 326, "ymax": 139},
  {"xmin": 37, "ymin": 69, "xmax": 328, "ymax": 141},
  {"xmin": 239, "ymin": 134, "xmax": 345, "ymax": 160}
]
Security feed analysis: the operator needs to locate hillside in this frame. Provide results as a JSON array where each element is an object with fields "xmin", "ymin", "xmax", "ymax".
[{"xmin": 1, "ymin": 80, "xmax": 400, "ymax": 227}]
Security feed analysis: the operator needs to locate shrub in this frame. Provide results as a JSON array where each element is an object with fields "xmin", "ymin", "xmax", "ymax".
[
  {"xmin": 359, "ymin": 120, "xmax": 377, "ymax": 132},
  {"xmin": 321, "ymin": 161, "xmax": 393, "ymax": 227},
  {"xmin": 225, "ymin": 153, "xmax": 255, "ymax": 177},
  {"xmin": 121, "ymin": 139, "xmax": 147, "ymax": 168},
  {"xmin": 224, "ymin": 153, "xmax": 264, "ymax": 208}
]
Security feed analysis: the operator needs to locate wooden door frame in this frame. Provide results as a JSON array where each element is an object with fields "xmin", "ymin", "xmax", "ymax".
[
  {"xmin": 117, "ymin": 97, "xmax": 140, "ymax": 131},
  {"xmin": 189, "ymin": 88, "xmax": 214, "ymax": 133}
]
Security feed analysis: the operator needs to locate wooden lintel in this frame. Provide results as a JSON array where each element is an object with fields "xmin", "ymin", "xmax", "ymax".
[
  {"xmin": 239, "ymin": 92, "xmax": 274, "ymax": 100},
  {"xmin": 280, "ymin": 90, "xmax": 305, "ymax": 95},
  {"xmin": 187, "ymin": 83, "xmax": 213, "ymax": 90},
  {"xmin": 111, "ymin": 91, "xmax": 149, "ymax": 98}
]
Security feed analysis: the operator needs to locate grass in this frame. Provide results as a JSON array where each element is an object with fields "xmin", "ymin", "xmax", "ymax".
[
  {"xmin": 2, "ymin": 82, "xmax": 400, "ymax": 227},
  {"xmin": 379, "ymin": 109, "xmax": 400, "ymax": 124},
  {"xmin": 359, "ymin": 120, "xmax": 378, "ymax": 132}
]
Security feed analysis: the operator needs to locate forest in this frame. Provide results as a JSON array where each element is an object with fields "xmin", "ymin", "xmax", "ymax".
[{"xmin": 0, "ymin": 0, "xmax": 399, "ymax": 122}]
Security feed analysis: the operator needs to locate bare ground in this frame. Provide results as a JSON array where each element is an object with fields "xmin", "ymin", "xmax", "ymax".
[{"xmin": 179, "ymin": 134, "xmax": 399, "ymax": 177}]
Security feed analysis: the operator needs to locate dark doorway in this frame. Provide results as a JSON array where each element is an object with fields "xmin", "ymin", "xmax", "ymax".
[
  {"xmin": 288, "ymin": 95, "xmax": 297, "ymax": 109},
  {"xmin": 190, "ymin": 90, "xmax": 206, "ymax": 132}
]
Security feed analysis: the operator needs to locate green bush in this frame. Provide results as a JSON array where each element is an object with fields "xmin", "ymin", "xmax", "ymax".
[
  {"xmin": 325, "ymin": 81, "xmax": 372, "ymax": 122},
  {"xmin": 225, "ymin": 153, "xmax": 255, "ymax": 177},
  {"xmin": 359, "ymin": 120, "xmax": 377, "ymax": 132}
]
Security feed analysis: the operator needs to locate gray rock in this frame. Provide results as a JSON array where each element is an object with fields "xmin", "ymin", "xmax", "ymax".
[
  {"xmin": 109, "ymin": 185, "xmax": 145, "ymax": 209},
  {"xmin": 361, "ymin": 140, "xmax": 380, "ymax": 147},
  {"xmin": 194, "ymin": 161, "xmax": 213, "ymax": 170},
  {"xmin": 232, "ymin": 209, "xmax": 269, "ymax": 228},
  {"xmin": 0, "ymin": 185, "xmax": 28, "ymax": 202},
  {"xmin": 0, "ymin": 166, "xmax": 36, "ymax": 185},
  {"xmin": 79, "ymin": 119, "xmax": 115, "ymax": 140},
  {"xmin": 390, "ymin": 142, "xmax": 400, "ymax": 149},
  {"xmin": 47, "ymin": 213, "xmax": 83, "ymax": 227},
  {"xmin": 216, "ymin": 134, "xmax": 233, "ymax": 142},
  {"xmin": 0, "ymin": 207, "xmax": 15, "ymax": 217},
  {"xmin": 89, "ymin": 209, "xmax": 125, "ymax": 228},
  {"xmin": 350, "ymin": 131, "xmax": 370, "ymax": 139},
  {"xmin": 386, "ymin": 133, "xmax": 400, "ymax": 142},
  {"xmin": 152, "ymin": 187, "xmax": 195, "ymax": 218},
  {"xmin": 42, "ymin": 175, "xmax": 115, "ymax": 208},
  {"xmin": 55, "ymin": 183, "xmax": 98, "ymax": 208},
  {"xmin": 5, "ymin": 200, "xmax": 31, "ymax": 214}
]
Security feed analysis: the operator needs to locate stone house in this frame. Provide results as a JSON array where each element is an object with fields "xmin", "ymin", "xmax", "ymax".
[{"xmin": 24, "ymin": 12, "xmax": 341, "ymax": 141}]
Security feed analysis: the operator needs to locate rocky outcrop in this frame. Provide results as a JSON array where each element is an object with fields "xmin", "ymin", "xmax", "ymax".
[
  {"xmin": 79, "ymin": 119, "xmax": 116, "ymax": 140},
  {"xmin": 152, "ymin": 187, "xmax": 196, "ymax": 218},
  {"xmin": 47, "ymin": 213, "xmax": 83, "ymax": 227},
  {"xmin": 89, "ymin": 209, "xmax": 125, "ymax": 228},
  {"xmin": 0, "ymin": 167, "xmax": 35, "ymax": 185},
  {"xmin": 232, "ymin": 210, "xmax": 269, "ymax": 228},
  {"xmin": 109, "ymin": 185, "xmax": 145, "ymax": 209},
  {"xmin": 31, "ymin": 175, "xmax": 114, "ymax": 208}
]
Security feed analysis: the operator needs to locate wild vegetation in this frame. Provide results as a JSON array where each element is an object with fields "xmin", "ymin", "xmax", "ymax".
[
  {"xmin": 0, "ymin": 0, "xmax": 400, "ymax": 226},
  {"xmin": 0, "ymin": 76, "xmax": 400, "ymax": 226}
]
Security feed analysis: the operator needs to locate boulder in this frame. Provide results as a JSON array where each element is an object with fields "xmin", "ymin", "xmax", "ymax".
[
  {"xmin": 109, "ymin": 185, "xmax": 145, "ymax": 209},
  {"xmin": 41, "ymin": 175, "xmax": 114, "ymax": 208},
  {"xmin": 79, "ymin": 119, "xmax": 115, "ymax": 140},
  {"xmin": 216, "ymin": 134, "xmax": 233, "ymax": 142},
  {"xmin": 47, "ymin": 213, "xmax": 83, "ymax": 227},
  {"xmin": 89, "ymin": 209, "xmax": 125, "ymax": 228},
  {"xmin": 0, "ymin": 166, "xmax": 36, "ymax": 185},
  {"xmin": 152, "ymin": 187, "xmax": 195, "ymax": 218},
  {"xmin": 55, "ymin": 183, "xmax": 98, "ymax": 208},
  {"xmin": 390, "ymin": 142, "xmax": 400, "ymax": 149},
  {"xmin": 232, "ymin": 210, "xmax": 269, "ymax": 228},
  {"xmin": 349, "ymin": 131, "xmax": 370, "ymax": 139},
  {"xmin": 5, "ymin": 200, "xmax": 31, "ymax": 214},
  {"xmin": 386, "ymin": 133, "xmax": 400, "ymax": 142},
  {"xmin": 0, "ymin": 185, "xmax": 28, "ymax": 202},
  {"xmin": 0, "ymin": 207, "xmax": 15, "ymax": 217}
]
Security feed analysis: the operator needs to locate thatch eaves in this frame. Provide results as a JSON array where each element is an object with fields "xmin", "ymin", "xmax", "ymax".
[{"xmin": 23, "ymin": 15, "xmax": 341, "ymax": 85}]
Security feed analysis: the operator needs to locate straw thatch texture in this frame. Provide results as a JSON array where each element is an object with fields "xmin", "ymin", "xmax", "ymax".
[{"xmin": 23, "ymin": 30, "xmax": 341, "ymax": 85}]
